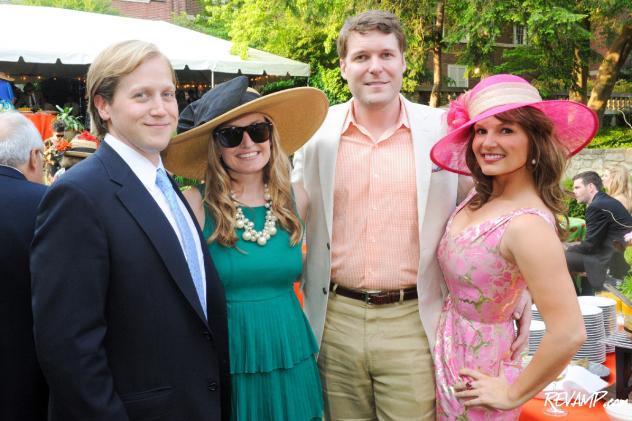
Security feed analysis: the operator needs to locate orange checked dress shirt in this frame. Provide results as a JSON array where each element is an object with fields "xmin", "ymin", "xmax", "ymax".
[{"xmin": 330, "ymin": 98, "xmax": 420, "ymax": 291}]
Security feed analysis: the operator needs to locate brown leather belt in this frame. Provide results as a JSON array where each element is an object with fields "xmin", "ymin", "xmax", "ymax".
[{"xmin": 329, "ymin": 283, "xmax": 418, "ymax": 305}]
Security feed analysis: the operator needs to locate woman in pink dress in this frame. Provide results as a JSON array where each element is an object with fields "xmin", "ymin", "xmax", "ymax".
[{"xmin": 429, "ymin": 74, "xmax": 596, "ymax": 420}]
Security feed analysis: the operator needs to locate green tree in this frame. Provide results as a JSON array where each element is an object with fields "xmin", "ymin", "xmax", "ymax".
[
  {"xmin": 444, "ymin": 0, "xmax": 631, "ymax": 105},
  {"xmin": 13, "ymin": 0, "xmax": 118, "ymax": 14},
  {"xmin": 196, "ymin": 0, "xmax": 439, "ymax": 104}
]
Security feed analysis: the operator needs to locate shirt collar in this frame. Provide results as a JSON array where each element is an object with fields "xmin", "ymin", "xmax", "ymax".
[
  {"xmin": 341, "ymin": 95, "xmax": 410, "ymax": 139},
  {"xmin": 104, "ymin": 134, "xmax": 165, "ymax": 190},
  {"xmin": 0, "ymin": 163, "xmax": 23, "ymax": 175}
]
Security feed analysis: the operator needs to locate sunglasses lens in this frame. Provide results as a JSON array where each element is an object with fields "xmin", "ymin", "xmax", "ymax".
[
  {"xmin": 246, "ymin": 123, "xmax": 272, "ymax": 143},
  {"xmin": 214, "ymin": 122, "xmax": 272, "ymax": 148},
  {"xmin": 215, "ymin": 127, "xmax": 243, "ymax": 148}
]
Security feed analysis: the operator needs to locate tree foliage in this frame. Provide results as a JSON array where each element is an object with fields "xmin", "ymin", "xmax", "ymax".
[
  {"xmin": 190, "ymin": 0, "xmax": 631, "ymax": 107},
  {"xmin": 13, "ymin": 0, "xmax": 118, "ymax": 14},
  {"xmin": 196, "ymin": 0, "xmax": 440, "ymax": 104}
]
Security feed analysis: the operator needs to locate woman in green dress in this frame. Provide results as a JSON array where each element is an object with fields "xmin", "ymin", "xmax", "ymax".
[{"xmin": 162, "ymin": 76, "xmax": 328, "ymax": 420}]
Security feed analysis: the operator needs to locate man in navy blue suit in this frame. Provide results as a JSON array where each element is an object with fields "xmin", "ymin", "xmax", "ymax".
[
  {"xmin": 0, "ymin": 112, "xmax": 48, "ymax": 421},
  {"xmin": 31, "ymin": 41, "xmax": 230, "ymax": 421}
]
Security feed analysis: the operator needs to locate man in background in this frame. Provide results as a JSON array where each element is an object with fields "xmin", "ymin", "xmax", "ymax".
[
  {"xmin": 0, "ymin": 112, "xmax": 48, "ymax": 421},
  {"xmin": 567, "ymin": 170, "xmax": 632, "ymax": 294}
]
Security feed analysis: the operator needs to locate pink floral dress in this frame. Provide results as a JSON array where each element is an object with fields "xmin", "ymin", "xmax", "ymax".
[{"xmin": 435, "ymin": 192, "xmax": 554, "ymax": 420}]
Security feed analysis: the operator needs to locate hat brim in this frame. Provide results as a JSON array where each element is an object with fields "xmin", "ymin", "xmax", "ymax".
[
  {"xmin": 430, "ymin": 100, "xmax": 599, "ymax": 175},
  {"xmin": 65, "ymin": 149, "xmax": 95, "ymax": 158},
  {"xmin": 162, "ymin": 87, "xmax": 329, "ymax": 181}
]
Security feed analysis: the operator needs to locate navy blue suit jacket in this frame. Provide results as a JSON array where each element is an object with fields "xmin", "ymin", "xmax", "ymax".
[
  {"xmin": 0, "ymin": 166, "xmax": 48, "ymax": 421},
  {"xmin": 31, "ymin": 143, "xmax": 230, "ymax": 421}
]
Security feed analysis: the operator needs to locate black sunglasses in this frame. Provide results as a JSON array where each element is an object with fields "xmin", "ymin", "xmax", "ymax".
[{"xmin": 213, "ymin": 122, "xmax": 273, "ymax": 148}]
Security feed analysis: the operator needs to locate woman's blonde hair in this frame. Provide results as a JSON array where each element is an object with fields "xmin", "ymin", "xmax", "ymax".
[
  {"xmin": 203, "ymin": 115, "xmax": 303, "ymax": 247},
  {"xmin": 604, "ymin": 165, "xmax": 632, "ymax": 212},
  {"xmin": 86, "ymin": 40, "xmax": 176, "ymax": 138}
]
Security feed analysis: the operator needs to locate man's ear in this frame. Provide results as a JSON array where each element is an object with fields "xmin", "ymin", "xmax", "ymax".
[
  {"xmin": 24, "ymin": 148, "xmax": 43, "ymax": 183},
  {"xmin": 93, "ymin": 95, "xmax": 110, "ymax": 121},
  {"xmin": 339, "ymin": 58, "xmax": 348, "ymax": 81}
]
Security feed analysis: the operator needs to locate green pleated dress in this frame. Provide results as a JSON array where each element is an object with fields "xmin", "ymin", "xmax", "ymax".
[{"xmin": 203, "ymin": 205, "xmax": 323, "ymax": 421}]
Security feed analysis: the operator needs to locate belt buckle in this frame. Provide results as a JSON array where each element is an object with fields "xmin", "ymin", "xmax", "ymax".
[{"xmin": 363, "ymin": 291, "xmax": 374, "ymax": 305}]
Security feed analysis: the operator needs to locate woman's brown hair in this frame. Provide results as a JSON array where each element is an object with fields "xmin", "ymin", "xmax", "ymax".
[
  {"xmin": 202, "ymin": 115, "xmax": 303, "ymax": 248},
  {"xmin": 465, "ymin": 106, "xmax": 569, "ymax": 239}
]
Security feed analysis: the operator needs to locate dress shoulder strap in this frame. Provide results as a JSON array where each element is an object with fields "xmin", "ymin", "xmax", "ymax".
[{"xmin": 508, "ymin": 208, "xmax": 556, "ymax": 227}]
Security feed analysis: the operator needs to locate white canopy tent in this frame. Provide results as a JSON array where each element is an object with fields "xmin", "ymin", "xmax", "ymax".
[{"xmin": 0, "ymin": 4, "xmax": 310, "ymax": 84}]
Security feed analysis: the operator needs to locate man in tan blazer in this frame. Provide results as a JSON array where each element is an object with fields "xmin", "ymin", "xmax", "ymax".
[{"xmin": 293, "ymin": 10, "xmax": 529, "ymax": 421}]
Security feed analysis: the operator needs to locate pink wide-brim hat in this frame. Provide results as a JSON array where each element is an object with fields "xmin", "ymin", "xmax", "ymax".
[{"xmin": 430, "ymin": 74, "xmax": 598, "ymax": 175}]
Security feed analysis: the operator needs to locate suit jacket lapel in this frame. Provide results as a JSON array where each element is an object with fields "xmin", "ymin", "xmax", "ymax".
[
  {"xmin": 319, "ymin": 102, "xmax": 349, "ymax": 239},
  {"xmin": 97, "ymin": 143, "xmax": 209, "ymax": 326},
  {"xmin": 405, "ymin": 97, "xmax": 435, "ymax": 241}
]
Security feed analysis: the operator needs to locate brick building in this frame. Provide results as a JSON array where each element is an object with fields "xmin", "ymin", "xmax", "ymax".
[{"xmin": 111, "ymin": 0, "xmax": 201, "ymax": 21}]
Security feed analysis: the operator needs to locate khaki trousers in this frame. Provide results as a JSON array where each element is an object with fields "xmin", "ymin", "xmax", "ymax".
[{"xmin": 318, "ymin": 293, "xmax": 436, "ymax": 421}]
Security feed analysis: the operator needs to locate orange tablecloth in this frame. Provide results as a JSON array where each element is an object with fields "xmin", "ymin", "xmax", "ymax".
[
  {"xmin": 519, "ymin": 353, "xmax": 616, "ymax": 420},
  {"xmin": 22, "ymin": 112, "xmax": 56, "ymax": 141}
]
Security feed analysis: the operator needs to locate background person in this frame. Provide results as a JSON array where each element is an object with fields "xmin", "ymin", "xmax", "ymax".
[
  {"xmin": 0, "ymin": 72, "xmax": 15, "ymax": 111},
  {"xmin": 566, "ymin": 171, "xmax": 632, "ymax": 294},
  {"xmin": 163, "ymin": 75, "xmax": 328, "ymax": 420},
  {"xmin": 52, "ymin": 137, "xmax": 97, "ymax": 182},
  {"xmin": 0, "ymin": 112, "xmax": 48, "ymax": 421},
  {"xmin": 30, "ymin": 40, "xmax": 231, "ymax": 421},
  {"xmin": 430, "ymin": 74, "xmax": 590, "ymax": 419},
  {"xmin": 603, "ymin": 165, "xmax": 632, "ymax": 212}
]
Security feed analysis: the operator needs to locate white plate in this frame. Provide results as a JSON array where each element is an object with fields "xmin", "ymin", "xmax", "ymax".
[
  {"xmin": 578, "ymin": 296, "xmax": 617, "ymax": 308},
  {"xmin": 579, "ymin": 304, "xmax": 603, "ymax": 316}
]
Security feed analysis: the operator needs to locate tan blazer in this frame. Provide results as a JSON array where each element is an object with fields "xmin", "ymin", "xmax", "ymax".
[{"xmin": 292, "ymin": 96, "xmax": 465, "ymax": 350}]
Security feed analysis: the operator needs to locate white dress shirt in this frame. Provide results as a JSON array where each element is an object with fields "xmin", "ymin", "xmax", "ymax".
[{"xmin": 104, "ymin": 134, "xmax": 206, "ymax": 298}]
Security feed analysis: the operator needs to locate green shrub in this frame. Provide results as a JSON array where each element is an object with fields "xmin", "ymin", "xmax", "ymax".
[
  {"xmin": 259, "ymin": 77, "xmax": 307, "ymax": 95},
  {"xmin": 561, "ymin": 178, "xmax": 587, "ymax": 218},
  {"xmin": 587, "ymin": 127, "xmax": 632, "ymax": 149},
  {"xmin": 174, "ymin": 175, "xmax": 200, "ymax": 189}
]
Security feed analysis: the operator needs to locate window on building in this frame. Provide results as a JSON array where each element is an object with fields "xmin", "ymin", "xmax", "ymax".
[
  {"xmin": 447, "ymin": 65, "xmax": 468, "ymax": 88},
  {"xmin": 513, "ymin": 25, "xmax": 528, "ymax": 45}
]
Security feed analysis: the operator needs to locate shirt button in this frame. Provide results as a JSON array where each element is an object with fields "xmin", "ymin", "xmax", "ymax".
[
  {"xmin": 322, "ymin": 287, "xmax": 327, "ymax": 295},
  {"xmin": 203, "ymin": 330, "xmax": 212, "ymax": 340},
  {"xmin": 326, "ymin": 242, "xmax": 330, "ymax": 250},
  {"xmin": 371, "ymin": 205, "xmax": 378, "ymax": 211},
  {"xmin": 207, "ymin": 381, "xmax": 218, "ymax": 391}
]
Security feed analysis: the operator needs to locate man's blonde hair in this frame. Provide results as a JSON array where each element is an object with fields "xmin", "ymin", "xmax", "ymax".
[{"xmin": 86, "ymin": 40, "xmax": 176, "ymax": 138}]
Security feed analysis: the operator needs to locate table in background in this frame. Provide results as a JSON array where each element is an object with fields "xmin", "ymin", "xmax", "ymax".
[
  {"xmin": 21, "ymin": 112, "xmax": 56, "ymax": 140},
  {"xmin": 519, "ymin": 352, "xmax": 615, "ymax": 420}
]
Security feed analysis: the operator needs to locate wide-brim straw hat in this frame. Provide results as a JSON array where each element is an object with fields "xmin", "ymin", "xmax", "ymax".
[
  {"xmin": 0, "ymin": 72, "xmax": 15, "ymax": 82},
  {"xmin": 162, "ymin": 76, "xmax": 328, "ymax": 181},
  {"xmin": 430, "ymin": 74, "xmax": 598, "ymax": 175},
  {"xmin": 64, "ymin": 139, "xmax": 97, "ymax": 158}
]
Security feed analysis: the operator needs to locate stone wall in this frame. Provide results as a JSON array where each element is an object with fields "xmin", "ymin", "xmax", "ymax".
[{"xmin": 566, "ymin": 147, "xmax": 632, "ymax": 180}]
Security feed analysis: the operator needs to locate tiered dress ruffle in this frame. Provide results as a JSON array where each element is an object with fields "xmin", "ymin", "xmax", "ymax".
[{"xmin": 204, "ymin": 205, "xmax": 323, "ymax": 420}]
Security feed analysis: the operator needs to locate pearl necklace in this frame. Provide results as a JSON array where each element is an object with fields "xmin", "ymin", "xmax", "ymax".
[{"xmin": 232, "ymin": 185, "xmax": 278, "ymax": 246}]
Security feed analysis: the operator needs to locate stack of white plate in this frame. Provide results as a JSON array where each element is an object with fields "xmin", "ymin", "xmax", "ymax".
[
  {"xmin": 577, "ymin": 296, "xmax": 617, "ymax": 352},
  {"xmin": 575, "ymin": 303, "xmax": 606, "ymax": 363},
  {"xmin": 531, "ymin": 303, "xmax": 542, "ymax": 321},
  {"xmin": 529, "ymin": 303, "xmax": 606, "ymax": 363},
  {"xmin": 528, "ymin": 320, "xmax": 546, "ymax": 356}
]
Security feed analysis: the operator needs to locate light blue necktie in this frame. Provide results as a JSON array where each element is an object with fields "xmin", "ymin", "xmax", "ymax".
[{"xmin": 155, "ymin": 168, "xmax": 206, "ymax": 318}]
